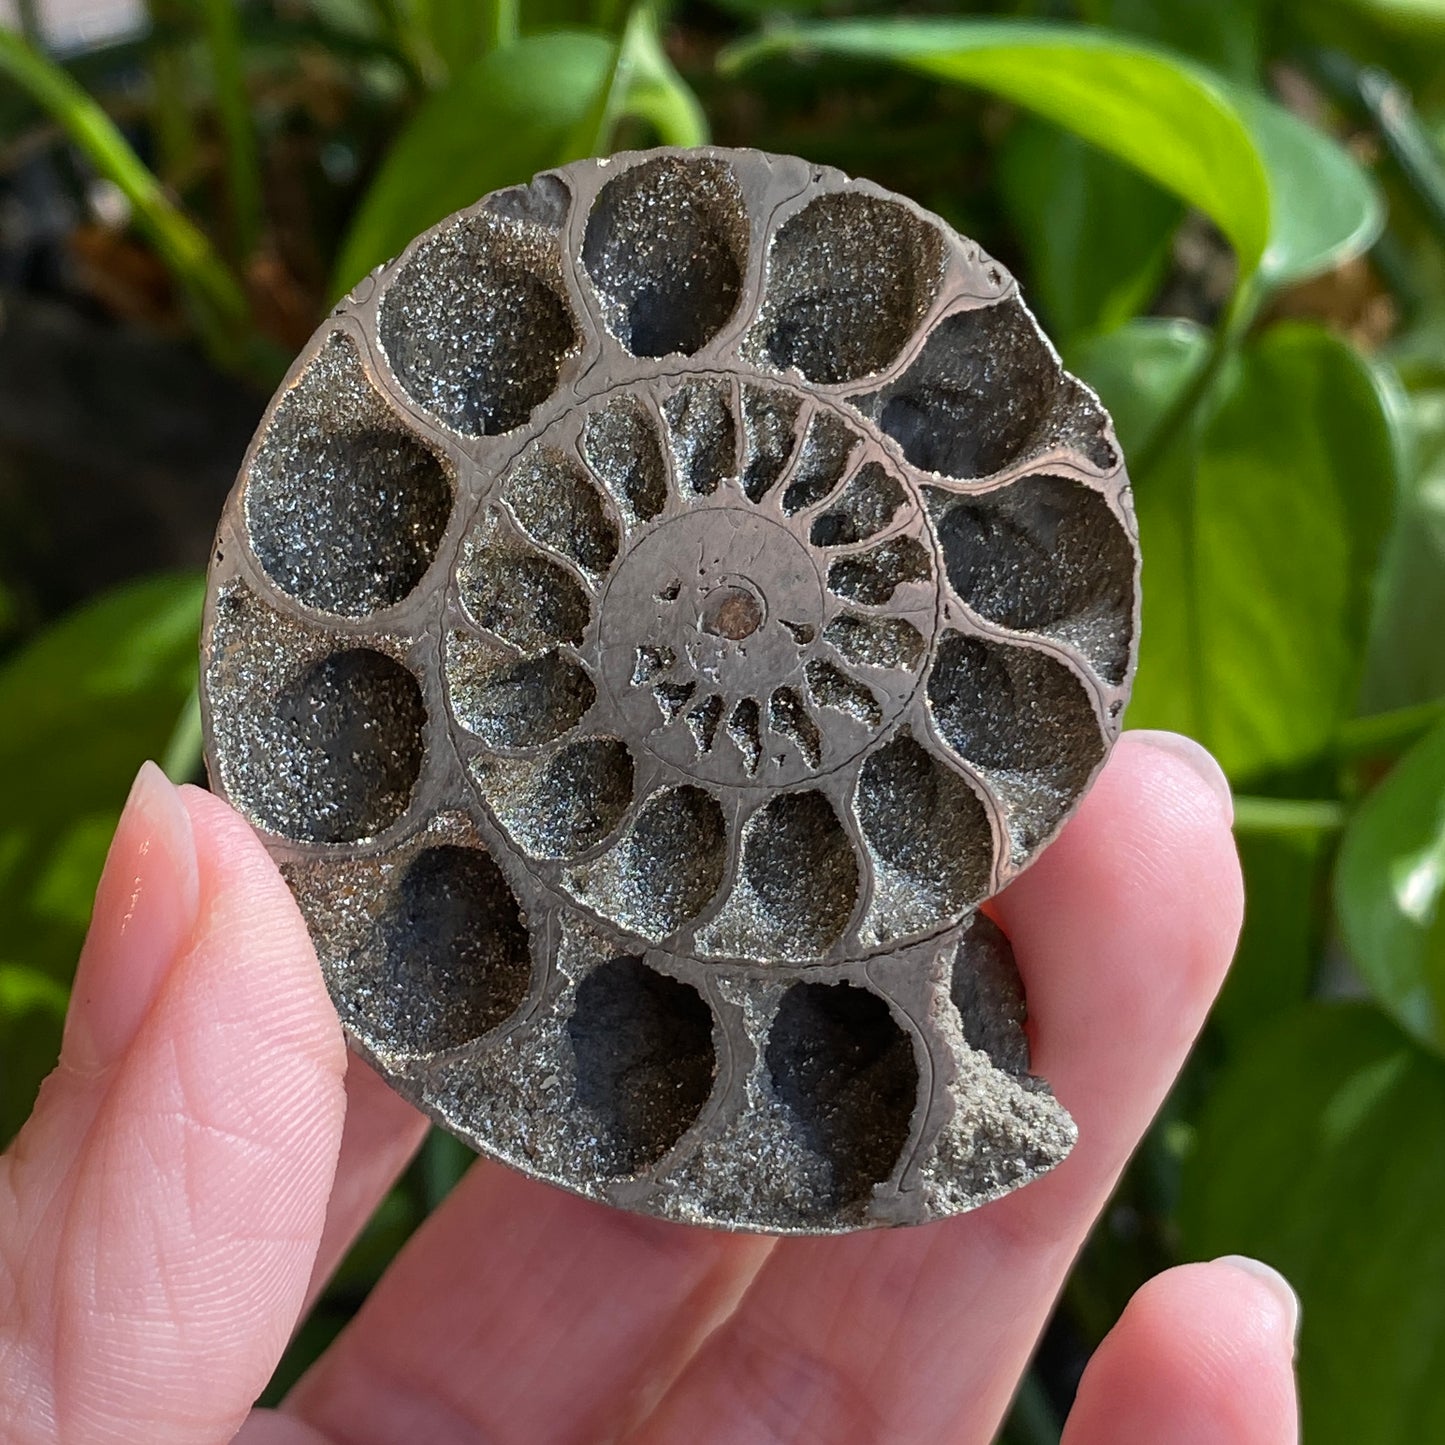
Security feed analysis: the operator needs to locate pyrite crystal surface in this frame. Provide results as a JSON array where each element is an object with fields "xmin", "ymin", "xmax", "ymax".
[{"xmin": 201, "ymin": 147, "xmax": 1140, "ymax": 1232}]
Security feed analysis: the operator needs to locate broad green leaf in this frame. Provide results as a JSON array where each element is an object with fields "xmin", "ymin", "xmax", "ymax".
[
  {"xmin": 1192, "ymin": 325, "xmax": 1398, "ymax": 780},
  {"xmin": 999, "ymin": 121, "xmax": 1181, "ymax": 348},
  {"xmin": 0, "ymin": 574, "xmax": 203, "ymax": 1141},
  {"xmin": 1337, "ymin": 720, "xmax": 1445, "ymax": 1052},
  {"xmin": 332, "ymin": 19, "xmax": 707, "ymax": 295},
  {"xmin": 1068, "ymin": 317, "xmax": 1210, "ymax": 453},
  {"xmin": 333, "ymin": 31, "xmax": 615, "ymax": 294},
  {"xmin": 1077, "ymin": 321, "xmax": 1399, "ymax": 785},
  {"xmin": 724, "ymin": 21, "xmax": 1272, "ymax": 276},
  {"xmin": 0, "ymin": 575, "xmax": 204, "ymax": 981},
  {"xmin": 1071, "ymin": 317, "xmax": 1211, "ymax": 752},
  {"xmin": 1229, "ymin": 86, "xmax": 1385, "ymax": 288},
  {"xmin": 1181, "ymin": 1004, "xmax": 1445, "ymax": 1445},
  {"xmin": 1361, "ymin": 390, "xmax": 1445, "ymax": 711},
  {"xmin": 725, "ymin": 20, "xmax": 1382, "ymax": 291}
]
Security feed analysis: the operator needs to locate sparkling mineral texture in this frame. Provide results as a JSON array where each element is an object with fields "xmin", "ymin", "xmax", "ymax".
[{"xmin": 200, "ymin": 147, "xmax": 1140, "ymax": 1233}]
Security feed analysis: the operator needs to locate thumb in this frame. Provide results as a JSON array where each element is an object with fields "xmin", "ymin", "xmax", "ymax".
[{"xmin": 0, "ymin": 764, "xmax": 347, "ymax": 1445}]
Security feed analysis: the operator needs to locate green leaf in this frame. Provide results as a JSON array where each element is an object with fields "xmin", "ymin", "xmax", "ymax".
[
  {"xmin": 1181, "ymin": 1003, "xmax": 1445, "ymax": 1445},
  {"xmin": 559, "ymin": 3, "xmax": 706, "ymax": 165},
  {"xmin": 1072, "ymin": 317, "xmax": 1212, "ymax": 749},
  {"xmin": 1228, "ymin": 86, "xmax": 1385, "ymax": 288},
  {"xmin": 0, "ymin": 575, "xmax": 204, "ymax": 980},
  {"xmin": 1326, "ymin": 0, "xmax": 1445, "ymax": 34},
  {"xmin": 724, "ymin": 20, "xmax": 1382, "ymax": 292},
  {"xmin": 1077, "ymin": 320, "xmax": 1400, "ymax": 785},
  {"xmin": 998, "ymin": 121, "xmax": 1181, "ymax": 348},
  {"xmin": 1337, "ymin": 720, "xmax": 1445, "ymax": 1052},
  {"xmin": 724, "ymin": 20, "xmax": 1273, "ymax": 276},
  {"xmin": 615, "ymin": 3, "xmax": 708, "ymax": 151},
  {"xmin": 0, "ymin": 574, "xmax": 204, "ymax": 1142},
  {"xmin": 332, "ymin": 31, "xmax": 616, "ymax": 295},
  {"xmin": 1191, "ymin": 325, "xmax": 1399, "ymax": 781},
  {"xmin": 1360, "ymin": 389, "xmax": 1445, "ymax": 712},
  {"xmin": 332, "ymin": 16, "xmax": 707, "ymax": 296},
  {"xmin": 198, "ymin": 0, "xmax": 264, "ymax": 259}
]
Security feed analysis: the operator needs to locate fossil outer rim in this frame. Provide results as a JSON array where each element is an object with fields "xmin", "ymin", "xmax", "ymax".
[{"xmin": 200, "ymin": 145, "xmax": 1140, "ymax": 1232}]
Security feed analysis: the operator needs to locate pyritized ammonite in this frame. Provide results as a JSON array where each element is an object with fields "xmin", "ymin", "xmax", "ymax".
[{"xmin": 201, "ymin": 147, "xmax": 1139, "ymax": 1232}]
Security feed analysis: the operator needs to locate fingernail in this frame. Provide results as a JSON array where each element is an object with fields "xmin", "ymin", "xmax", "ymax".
[
  {"xmin": 1216, "ymin": 1254, "xmax": 1301, "ymax": 1351},
  {"xmin": 1129, "ymin": 730, "xmax": 1234, "ymax": 826},
  {"xmin": 63, "ymin": 761, "xmax": 201, "ymax": 1073}
]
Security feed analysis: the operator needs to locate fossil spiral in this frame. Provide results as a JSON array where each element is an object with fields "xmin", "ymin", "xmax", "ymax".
[{"xmin": 201, "ymin": 148, "xmax": 1140, "ymax": 1232}]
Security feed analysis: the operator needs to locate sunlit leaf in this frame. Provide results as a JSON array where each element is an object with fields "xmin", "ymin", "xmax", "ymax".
[
  {"xmin": 726, "ymin": 20, "xmax": 1382, "ymax": 291},
  {"xmin": 332, "ymin": 31, "xmax": 615, "ymax": 295},
  {"xmin": 999, "ymin": 122, "xmax": 1180, "ymax": 348},
  {"xmin": 1077, "ymin": 320, "xmax": 1400, "ymax": 785},
  {"xmin": 332, "ymin": 17, "xmax": 707, "ymax": 296},
  {"xmin": 1228, "ymin": 85, "xmax": 1385, "ymax": 287},
  {"xmin": 725, "ymin": 21, "xmax": 1272, "ymax": 275}
]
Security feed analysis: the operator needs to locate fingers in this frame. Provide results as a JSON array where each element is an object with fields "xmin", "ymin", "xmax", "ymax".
[
  {"xmin": 621, "ymin": 731, "xmax": 1243, "ymax": 1445},
  {"xmin": 284, "ymin": 1164, "xmax": 774, "ymax": 1445},
  {"xmin": 0, "ymin": 766, "xmax": 347, "ymax": 1445},
  {"xmin": 988, "ymin": 728, "xmax": 1240, "ymax": 1240},
  {"xmin": 302, "ymin": 1055, "xmax": 428, "ymax": 1315},
  {"xmin": 1062, "ymin": 1258, "xmax": 1300, "ymax": 1445}
]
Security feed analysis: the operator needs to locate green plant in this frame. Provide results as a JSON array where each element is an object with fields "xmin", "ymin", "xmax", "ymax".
[{"xmin": 2, "ymin": 1, "xmax": 1444, "ymax": 1438}]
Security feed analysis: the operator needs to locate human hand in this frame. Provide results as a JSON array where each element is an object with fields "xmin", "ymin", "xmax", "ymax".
[{"xmin": 0, "ymin": 730, "xmax": 1298, "ymax": 1444}]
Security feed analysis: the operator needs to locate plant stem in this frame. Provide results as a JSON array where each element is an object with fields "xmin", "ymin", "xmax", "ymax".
[
  {"xmin": 0, "ymin": 26, "xmax": 249, "ymax": 362},
  {"xmin": 1128, "ymin": 279, "xmax": 1262, "ymax": 752},
  {"xmin": 564, "ymin": 2, "xmax": 645, "ymax": 161},
  {"xmin": 161, "ymin": 686, "xmax": 204, "ymax": 785},
  {"xmin": 1131, "ymin": 282, "xmax": 1256, "ymax": 485},
  {"xmin": 1232, "ymin": 796, "xmax": 1348, "ymax": 834},
  {"xmin": 1338, "ymin": 701, "xmax": 1445, "ymax": 761},
  {"xmin": 420, "ymin": 1128, "xmax": 474, "ymax": 1211},
  {"xmin": 143, "ymin": 0, "xmax": 197, "ymax": 189},
  {"xmin": 197, "ymin": 0, "xmax": 263, "ymax": 261},
  {"xmin": 483, "ymin": 0, "xmax": 518, "ymax": 52}
]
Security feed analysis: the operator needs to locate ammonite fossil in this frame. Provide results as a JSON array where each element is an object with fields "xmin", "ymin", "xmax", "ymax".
[{"xmin": 201, "ymin": 147, "xmax": 1139, "ymax": 1233}]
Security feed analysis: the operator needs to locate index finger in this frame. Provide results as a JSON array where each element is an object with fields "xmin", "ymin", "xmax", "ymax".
[{"xmin": 622, "ymin": 730, "xmax": 1241, "ymax": 1445}]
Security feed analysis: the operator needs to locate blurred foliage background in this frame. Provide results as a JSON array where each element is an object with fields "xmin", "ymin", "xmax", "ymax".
[{"xmin": 2, "ymin": 0, "xmax": 1444, "ymax": 1438}]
